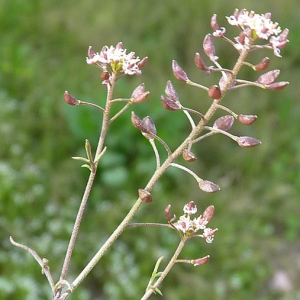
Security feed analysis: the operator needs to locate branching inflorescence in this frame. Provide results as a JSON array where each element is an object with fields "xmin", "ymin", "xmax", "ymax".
[{"xmin": 10, "ymin": 9, "xmax": 289, "ymax": 300}]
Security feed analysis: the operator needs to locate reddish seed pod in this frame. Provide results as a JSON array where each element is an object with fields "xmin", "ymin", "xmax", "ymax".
[
  {"xmin": 172, "ymin": 60, "xmax": 189, "ymax": 82},
  {"xmin": 194, "ymin": 52, "xmax": 209, "ymax": 72},
  {"xmin": 203, "ymin": 34, "xmax": 218, "ymax": 61},
  {"xmin": 64, "ymin": 91, "xmax": 79, "ymax": 106},
  {"xmin": 161, "ymin": 96, "xmax": 181, "ymax": 111},
  {"xmin": 237, "ymin": 136, "xmax": 261, "ymax": 148},
  {"xmin": 142, "ymin": 116, "xmax": 156, "ymax": 135},
  {"xmin": 193, "ymin": 255, "xmax": 210, "ymax": 266},
  {"xmin": 131, "ymin": 111, "xmax": 147, "ymax": 131},
  {"xmin": 257, "ymin": 70, "xmax": 280, "ymax": 85},
  {"xmin": 199, "ymin": 180, "xmax": 220, "ymax": 193},
  {"xmin": 202, "ymin": 205, "xmax": 215, "ymax": 222},
  {"xmin": 182, "ymin": 149, "xmax": 197, "ymax": 162},
  {"xmin": 138, "ymin": 189, "xmax": 152, "ymax": 203},
  {"xmin": 237, "ymin": 114, "xmax": 258, "ymax": 125},
  {"xmin": 165, "ymin": 80, "xmax": 179, "ymax": 102},
  {"xmin": 265, "ymin": 81, "xmax": 289, "ymax": 91},
  {"xmin": 254, "ymin": 57, "xmax": 270, "ymax": 71},
  {"xmin": 213, "ymin": 115, "xmax": 234, "ymax": 131},
  {"xmin": 208, "ymin": 85, "xmax": 222, "ymax": 99}
]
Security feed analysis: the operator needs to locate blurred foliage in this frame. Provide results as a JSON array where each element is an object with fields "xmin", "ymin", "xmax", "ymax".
[{"xmin": 1, "ymin": 0, "xmax": 300, "ymax": 299}]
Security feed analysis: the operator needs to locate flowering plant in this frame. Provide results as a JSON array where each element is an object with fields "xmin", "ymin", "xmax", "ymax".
[{"xmin": 10, "ymin": 9, "xmax": 288, "ymax": 299}]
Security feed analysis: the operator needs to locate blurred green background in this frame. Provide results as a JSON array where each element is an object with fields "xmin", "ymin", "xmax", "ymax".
[{"xmin": 0, "ymin": 0, "xmax": 299, "ymax": 299}]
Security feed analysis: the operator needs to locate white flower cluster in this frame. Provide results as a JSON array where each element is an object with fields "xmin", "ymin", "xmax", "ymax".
[
  {"xmin": 173, "ymin": 201, "xmax": 215, "ymax": 243},
  {"xmin": 86, "ymin": 42, "xmax": 142, "ymax": 75}
]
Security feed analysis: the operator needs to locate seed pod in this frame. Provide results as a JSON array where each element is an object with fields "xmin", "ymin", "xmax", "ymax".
[
  {"xmin": 202, "ymin": 205, "xmax": 215, "ymax": 222},
  {"xmin": 142, "ymin": 116, "xmax": 156, "ymax": 135},
  {"xmin": 199, "ymin": 180, "xmax": 220, "ymax": 193},
  {"xmin": 194, "ymin": 52, "xmax": 209, "ymax": 72},
  {"xmin": 161, "ymin": 96, "xmax": 181, "ymax": 111},
  {"xmin": 138, "ymin": 189, "xmax": 152, "ymax": 203},
  {"xmin": 64, "ymin": 91, "xmax": 79, "ymax": 106},
  {"xmin": 182, "ymin": 149, "xmax": 197, "ymax": 162},
  {"xmin": 101, "ymin": 71, "xmax": 110, "ymax": 81},
  {"xmin": 137, "ymin": 57, "xmax": 148, "ymax": 69},
  {"xmin": 203, "ymin": 34, "xmax": 218, "ymax": 61},
  {"xmin": 257, "ymin": 70, "xmax": 280, "ymax": 85},
  {"xmin": 237, "ymin": 136, "xmax": 261, "ymax": 148},
  {"xmin": 254, "ymin": 57, "xmax": 270, "ymax": 71},
  {"xmin": 265, "ymin": 81, "xmax": 289, "ymax": 91},
  {"xmin": 131, "ymin": 111, "xmax": 147, "ymax": 131},
  {"xmin": 193, "ymin": 255, "xmax": 210, "ymax": 266},
  {"xmin": 172, "ymin": 60, "xmax": 189, "ymax": 82},
  {"xmin": 208, "ymin": 85, "xmax": 222, "ymax": 99},
  {"xmin": 213, "ymin": 115, "xmax": 234, "ymax": 131},
  {"xmin": 131, "ymin": 83, "xmax": 149, "ymax": 103},
  {"xmin": 165, "ymin": 80, "xmax": 179, "ymax": 102},
  {"xmin": 237, "ymin": 114, "xmax": 258, "ymax": 125}
]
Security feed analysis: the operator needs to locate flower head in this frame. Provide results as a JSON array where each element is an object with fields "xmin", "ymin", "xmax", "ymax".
[
  {"xmin": 226, "ymin": 9, "xmax": 281, "ymax": 40},
  {"xmin": 172, "ymin": 202, "xmax": 217, "ymax": 242},
  {"xmin": 86, "ymin": 43, "xmax": 144, "ymax": 75}
]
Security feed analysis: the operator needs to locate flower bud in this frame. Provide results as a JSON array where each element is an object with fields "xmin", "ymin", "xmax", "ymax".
[
  {"xmin": 142, "ymin": 116, "xmax": 156, "ymax": 135},
  {"xmin": 265, "ymin": 81, "xmax": 289, "ymax": 91},
  {"xmin": 208, "ymin": 85, "xmax": 222, "ymax": 99},
  {"xmin": 237, "ymin": 114, "xmax": 258, "ymax": 125},
  {"xmin": 131, "ymin": 83, "xmax": 150, "ymax": 103},
  {"xmin": 64, "ymin": 91, "xmax": 79, "ymax": 106},
  {"xmin": 131, "ymin": 111, "xmax": 147, "ymax": 131},
  {"xmin": 172, "ymin": 60, "xmax": 189, "ymax": 82},
  {"xmin": 164, "ymin": 204, "xmax": 171, "ymax": 221},
  {"xmin": 199, "ymin": 180, "xmax": 220, "ymax": 193},
  {"xmin": 165, "ymin": 80, "xmax": 179, "ymax": 102},
  {"xmin": 237, "ymin": 136, "xmax": 261, "ymax": 148},
  {"xmin": 203, "ymin": 34, "xmax": 218, "ymax": 61},
  {"xmin": 194, "ymin": 53, "xmax": 209, "ymax": 72},
  {"xmin": 257, "ymin": 69, "xmax": 280, "ymax": 85},
  {"xmin": 254, "ymin": 57, "xmax": 270, "ymax": 71},
  {"xmin": 138, "ymin": 57, "xmax": 148, "ymax": 69},
  {"xmin": 193, "ymin": 255, "xmax": 210, "ymax": 266},
  {"xmin": 182, "ymin": 149, "xmax": 197, "ymax": 162},
  {"xmin": 210, "ymin": 14, "xmax": 219, "ymax": 31},
  {"xmin": 213, "ymin": 115, "xmax": 234, "ymax": 131},
  {"xmin": 101, "ymin": 71, "xmax": 110, "ymax": 81},
  {"xmin": 202, "ymin": 205, "xmax": 215, "ymax": 222},
  {"xmin": 87, "ymin": 46, "xmax": 95, "ymax": 59},
  {"xmin": 138, "ymin": 188, "xmax": 152, "ymax": 203},
  {"xmin": 161, "ymin": 96, "xmax": 181, "ymax": 111}
]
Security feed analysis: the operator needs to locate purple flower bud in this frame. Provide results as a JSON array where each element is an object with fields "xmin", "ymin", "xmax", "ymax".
[
  {"xmin": 199, "ymin": 180, "xmax": 220, "ymax": 193},
  {"xmin": 208, "ymin": 85, "xmax": 222, "ymax": 99},
  {"xmin": 211, "ymin": 14, "xmax": 219, "ymax": 31},
  {"xmin": 203, "ymin": 34, "xmax": 218, "ymax": 61},
  {"xmin": 142, "ymin": 116, "xmax": 156, "ymax": 135},
  {"xmin": 237, "ymin": 136, "xmax": 261, "ymax": 148},
  {"xmin": 202, "ymin": 205, "xmax": 215, "ymax": 222},
  {"xmin": 165, "ymin": 80, "xmax": 179, "ymax": 102},
  {"xmin": 131, "ymin": 111, "xmax": 147, "ymax": 131},
  {"xmin": 87, "ymin": 46, "xmax": 95, "ymax": 59},
  {"xmin": 161, "ymin": 96, "xmax": 181, "ymax": 111},
  {"xmin": 194, "ymin": 52, "xmax": 209, "ymax": 72},
  {"xmin": 131, "ymin": 84, "xmax": 150, "ymax": 103},
  {"xmin": 138, "ymin": 188, "xmax": 153, "ymax": 203},
  {"xmin": 257, "ymin": 70, "xmax": 280, "ymax": 85},
  {"xmin": 213, "ymin": 115, "xmax": 234, "ymax": 131},
  {"xmin": 64, "ymin": 91, "xmax": 79, "ymax": 106},
  {"xmin": 172, "ymin": 60, "xmax": 189, "ymax": 82},
  {"xmin": 193, "ymin": 255, "xmax": 210, "ymax": 266},
  {"xmin": 164, "ymin": 204, "xmax": 171, "ymax": 221},
  {"xmin": 254, "ymin": 57, "xmax": 270, "ymax": 71},
  {"xmin": 101, "ymin": 71, "xmax": 110, "ymax": 81},
  {"xmin": 237, "ymin": 114, "xmax": 258, "ymax": 125},
  {"xmin": 138, "ymin": 57, "xmax": 148, "ymax": 69},
  {"xmin": 182, "ymin": 149, "xmax": 197, "ymax": 162},
  {"xmin": 265, "ymin": 81, "xmax": 289, "ymax": 90}
]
